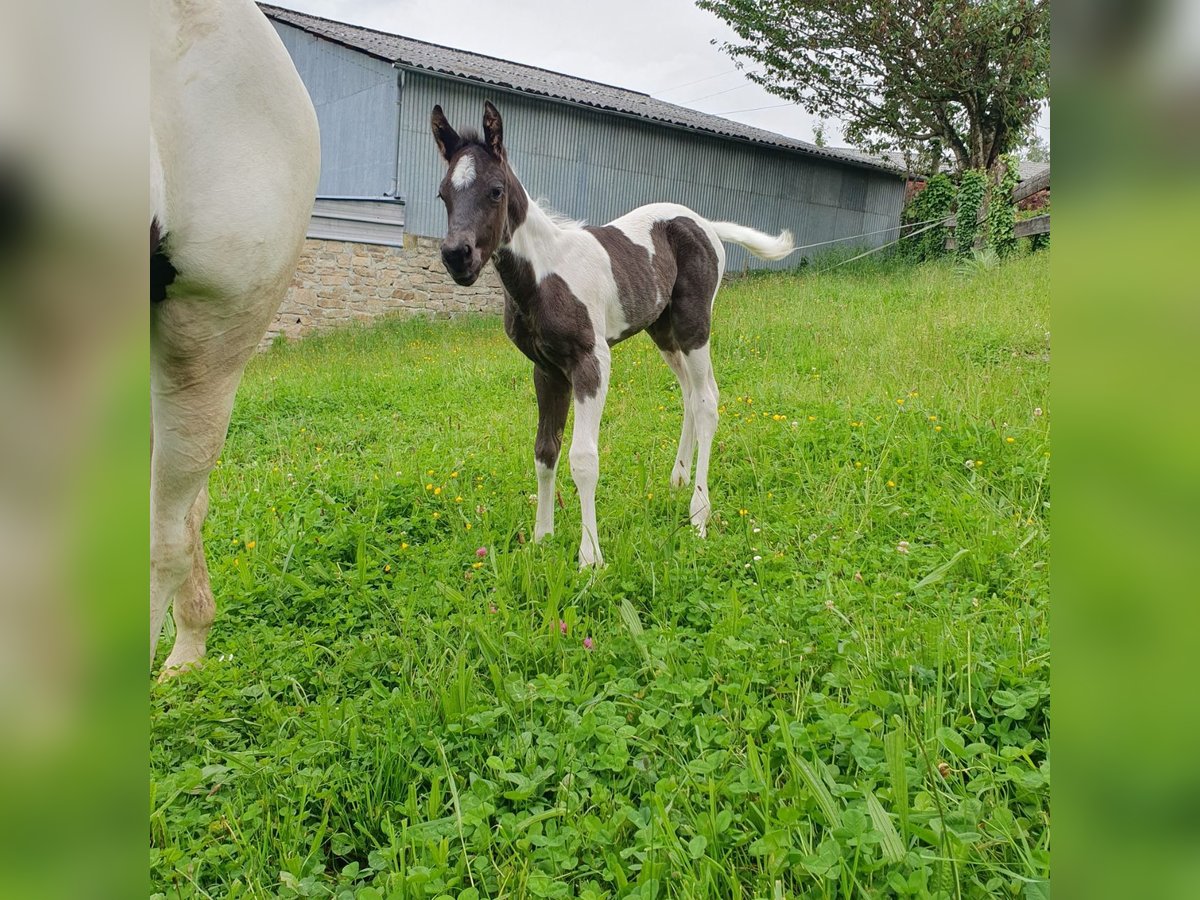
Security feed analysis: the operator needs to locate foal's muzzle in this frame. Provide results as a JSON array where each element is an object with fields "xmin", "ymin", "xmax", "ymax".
[{"xmin": 441, "ymin": 237, "xmax": 481, "ymax": 286}]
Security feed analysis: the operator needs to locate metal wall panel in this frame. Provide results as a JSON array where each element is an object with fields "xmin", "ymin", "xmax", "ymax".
[
  {"xmin": 307, "ymin": 197, "xmax": 406, "ymax": 246},
  {"xmin": 395, "ymin": 72, "xmax": 906, "ymax": 269},
  {"xmin": 272, "ymin": 22, "xmax": 399, "ymax": 197}
]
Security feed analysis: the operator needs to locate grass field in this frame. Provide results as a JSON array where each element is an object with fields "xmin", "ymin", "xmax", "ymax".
[{"xmin": 150, "ymin": 252, "xmax": 1050, "ymax": 898}]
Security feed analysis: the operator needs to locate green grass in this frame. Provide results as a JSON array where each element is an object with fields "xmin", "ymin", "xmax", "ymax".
[{"xmin": 151, "ymin": 253, "xmax": 1050, "ymax": 899}]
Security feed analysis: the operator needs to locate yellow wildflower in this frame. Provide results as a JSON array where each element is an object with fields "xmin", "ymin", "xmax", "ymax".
[
  {"xmin": 434, "ymin": 487, "xmax": 442, "ymax": 496},
  {"xmin": 245, "ymin": 540, "xmax": 256, "ymax": 550}
]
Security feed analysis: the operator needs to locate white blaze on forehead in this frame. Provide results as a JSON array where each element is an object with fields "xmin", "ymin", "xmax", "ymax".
[{"xmin": 450, "ymin": 153, "xmax": 477, "ymax": 189}]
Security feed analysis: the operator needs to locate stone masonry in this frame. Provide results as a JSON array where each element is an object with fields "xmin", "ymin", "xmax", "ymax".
[{"xmin": 261, "ymin": 234, "xmax": 505, "ymax": 348}]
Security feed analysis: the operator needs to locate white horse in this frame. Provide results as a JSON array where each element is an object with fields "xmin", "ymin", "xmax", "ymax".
[{"xmin": 150, "ymin": 0, "xmax": 319, "ymax": 674}]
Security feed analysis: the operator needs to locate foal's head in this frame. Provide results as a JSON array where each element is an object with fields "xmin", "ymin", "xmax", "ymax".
[{"xmin": 431, "ymin": 101, "xmax": 515, "ymax": 286}]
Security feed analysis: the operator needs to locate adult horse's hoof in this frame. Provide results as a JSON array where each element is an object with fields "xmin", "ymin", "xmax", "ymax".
[{"xmin": 156, "ymin": 657, "xmax": 203, "ymax": 683}]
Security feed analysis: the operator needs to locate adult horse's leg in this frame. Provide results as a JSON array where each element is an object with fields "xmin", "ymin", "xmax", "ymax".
[
  {"xmin": 533, "ymin": 366, "xmax": 571, "ymax": 541},
  {"xmin": 681, "ymin": 343, "xmax": 719, "ymax": 537},
  {"xmin": 150, "ymin": 296, "xmax": 273, "ymax": 671},
  {"xmin": 160, "ymin": 485, "xmax": 215, "ymax": 674},
  {"xmin": 568, "ymin": 346, "xmax": 612, "ymax": 568}
]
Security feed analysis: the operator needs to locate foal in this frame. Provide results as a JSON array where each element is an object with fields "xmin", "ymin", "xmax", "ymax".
[{"xmin": 432, "ymin": 102, "xmax": 793, "ymax": 567}]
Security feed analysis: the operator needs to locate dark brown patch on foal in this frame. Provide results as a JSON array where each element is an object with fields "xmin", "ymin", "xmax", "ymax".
[
  {"xmin": 533, "ymin": 366, "xmax": 571, "ymax": 467},
  {"xmin": 644, "ymin": 217, "xmax": 720, "ymax": 354},
  {"xmin": 586, "ymin": 225, "xmax": 677, "ymax": 343},
  {"xmin": 498, "ymin": 258, "xmax": 601, "ymax": 400}
]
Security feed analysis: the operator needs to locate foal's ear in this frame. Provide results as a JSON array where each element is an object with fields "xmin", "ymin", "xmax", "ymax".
[
  {"xmin": 431, "ymin": 105, "xmax": 461, "ymax": 162},
  {"xmin": 482, "ymin": 101, "xmax": 505, "ymax": 158}
]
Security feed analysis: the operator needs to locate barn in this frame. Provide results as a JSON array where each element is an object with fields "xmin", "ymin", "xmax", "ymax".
[{"xmin": 258, "ymin": 3, "xmax": 906, "ymax": 343}]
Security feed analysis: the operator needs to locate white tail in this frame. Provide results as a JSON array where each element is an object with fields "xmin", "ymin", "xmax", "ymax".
[{"xmin": 711, "ymin": 222, "xmax": 794, "ymax": 260}]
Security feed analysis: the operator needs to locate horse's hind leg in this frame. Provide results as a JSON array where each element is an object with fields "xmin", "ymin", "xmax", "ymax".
[
  {"xmin": 159, "ymin": 485, "xmax": 215, "ymax": 676},
  {"xmin": 647, "ymin": 316, "xmax": 696, "ymax": 489},
  {"xmin": 658, "ymin": 348, "xmax": 696, "ymax": 488},
  {"xmin": 151, "ymin": 296, "xmax": 271, "ymax": 673},
  {"xmin": 680, "ymin": 343, "xmax": 719, "ymax": 537}
]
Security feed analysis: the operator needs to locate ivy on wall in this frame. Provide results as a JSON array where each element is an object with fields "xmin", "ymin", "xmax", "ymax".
[
  {"xmin": 903, "ymin": 173, "xmax": 955, "ymax": 262},
  {"xmin": 987, "ymin": 155, "xmax": 1020, "ymax": 259},
  {"xmin": 955, "ymin": 170, "xmax": 988, "ymax": 258}
]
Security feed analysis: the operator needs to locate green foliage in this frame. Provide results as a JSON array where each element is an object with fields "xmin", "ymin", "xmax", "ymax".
[
  {"xmin": 1021, "ymin": 131, "xmax": 1049, "ymax": 164},
  {"xmin": 956, "ymin": 247, "xmax": 1002, "ymax": 277},
  {"xmin": 1029, "ymin": 232, "xmax": 1050, "ymax": 252},
  {"xmin": 151, "ymin": 257, "xmax": 1050, "ymax": 897},
  {"xmin": 955, "ymin": 170, "xmax": 989, "ymax": 258},
  {"xmin": 695, "ymin": 0, "xmax": 1050, "ymax": 171},
  {"xmin": 903, "ymin": 174, "xmax": 955, "ymax": 262},
  {"xmin": 987, "ymin": 156, "xmax": 1021, "ymax": 259}
]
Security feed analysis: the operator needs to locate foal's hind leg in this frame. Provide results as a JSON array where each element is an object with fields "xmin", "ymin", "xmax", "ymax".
[
  {"xmin": 647, "ymin": 317, "xmax": 696, "ymax": 489},
  {"xmin": 680, "ymin": 343, "xmax": 720, "ymax": 537},
  {"xmin": 657, "ymin": 349, "xmax": 696, "ymax": 488}
]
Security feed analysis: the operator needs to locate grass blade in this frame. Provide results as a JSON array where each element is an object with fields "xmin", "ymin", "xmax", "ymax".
[
  {"xmin": 866, "ymin": 790, "xmax": 906, "ymax": 863},
  {"xmin": 884, "ymin": 725, "xmax": 910, "ymax": 840},
  {"xmin": 912, "ymin": 548, "xmax": 970, "ymax": 592},
  {"xmin": 776, "ymin": 715, "xmax": 842, "ymax": 828}
]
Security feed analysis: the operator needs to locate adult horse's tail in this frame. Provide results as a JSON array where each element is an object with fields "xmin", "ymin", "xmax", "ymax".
[{"xmin": 711, "ymin": 222, "xmax": 795, "ymax": 260}]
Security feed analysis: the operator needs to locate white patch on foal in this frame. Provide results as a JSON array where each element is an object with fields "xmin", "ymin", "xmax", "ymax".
[{"xmin": 451, "ymin": 153, "xmax": 477, "ymax": 190}]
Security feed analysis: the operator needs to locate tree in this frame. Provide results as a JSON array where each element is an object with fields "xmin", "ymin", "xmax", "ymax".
[
  {"xmin": 695, "ymin": 0, "xmax": 1049, "ymax": 173},
  {"xmin": 1021, "ymin": 130, "xmax": 1050, "ymax": 162}
]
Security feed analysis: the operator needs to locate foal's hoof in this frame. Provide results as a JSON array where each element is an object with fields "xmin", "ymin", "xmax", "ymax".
[
  {"xmin": 578, "ymin": 546, "xmax": 605, "ymax": 569},
  {"xmin": 670, "ymin": 466, "xmax": 690, "ymax": 489}
]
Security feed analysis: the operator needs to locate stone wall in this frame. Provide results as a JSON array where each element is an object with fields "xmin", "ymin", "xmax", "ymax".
[{"xmin": 262, "ymin": 234, "xmax": 505, "ymax": 347}]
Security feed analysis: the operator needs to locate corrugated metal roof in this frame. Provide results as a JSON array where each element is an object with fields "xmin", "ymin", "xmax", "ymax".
[
  {"xmin": 833, "ymin": 147, "xmax": 1051, "ymax": 184},
  {"xmin": 260, "ymin": 3, "xmax": 904, "ymax": 176}
]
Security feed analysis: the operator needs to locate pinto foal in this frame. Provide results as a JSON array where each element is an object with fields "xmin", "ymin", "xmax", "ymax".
[{"xmin": 432, "ymin": 102, "xmax": 792, "ymax": 567}]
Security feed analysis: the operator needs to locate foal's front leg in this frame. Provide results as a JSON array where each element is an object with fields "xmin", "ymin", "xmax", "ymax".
[
  {"xmin": 533, "ymin": 366, "xmax": 571, "ymax": 542},
  {"xmin": 568, "ymin": 346, "xmax": 612, "ymax": 568}
]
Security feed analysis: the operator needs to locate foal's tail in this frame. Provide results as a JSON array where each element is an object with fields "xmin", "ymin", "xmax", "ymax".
[{"xmin": 711, "ymin": 221, "xmax": 795, "ymax": 260}]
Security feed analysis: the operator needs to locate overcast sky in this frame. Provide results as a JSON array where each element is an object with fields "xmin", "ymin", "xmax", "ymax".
[{"xmin": 274, "ymin": 0, "xmax": 1050, "ymax": 151}]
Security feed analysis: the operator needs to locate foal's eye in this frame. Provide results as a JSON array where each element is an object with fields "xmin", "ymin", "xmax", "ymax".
[{"xmin": 490, "ymin": 186, "xmax": 504, "ymax": 201}]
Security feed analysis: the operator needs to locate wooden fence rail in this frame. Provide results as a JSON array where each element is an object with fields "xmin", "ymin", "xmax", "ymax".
[{"xmin": 942, "ymin": 164, "xmax": 1050, "ymax": 249}]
